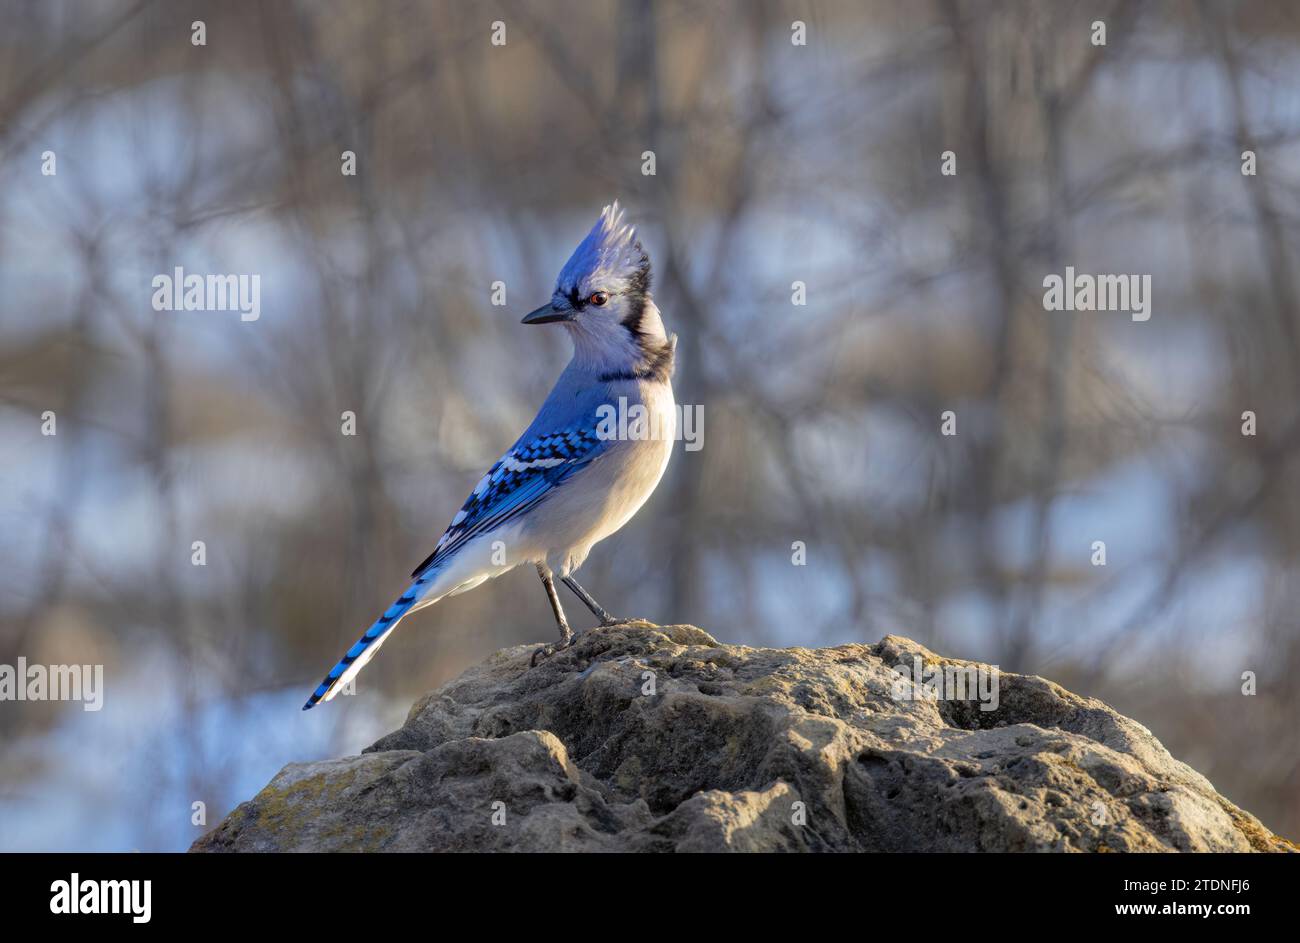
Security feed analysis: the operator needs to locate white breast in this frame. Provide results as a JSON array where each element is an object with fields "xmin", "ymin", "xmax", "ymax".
[{"xmin": 522, "ymin": 379, "xmax": 677, "ymax": 575}]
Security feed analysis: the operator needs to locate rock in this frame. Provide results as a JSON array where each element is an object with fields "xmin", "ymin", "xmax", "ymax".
[{"xmin": 192, "ymin": 624, "xmax": 1294, "ymax": 852}]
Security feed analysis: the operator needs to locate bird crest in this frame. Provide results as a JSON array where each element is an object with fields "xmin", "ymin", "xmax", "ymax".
[{"xmin": 556, "ymin": 200, "xmax": 650, "ymax": 296}]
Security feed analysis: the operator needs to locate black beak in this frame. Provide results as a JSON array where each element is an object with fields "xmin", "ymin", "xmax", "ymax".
[{"xmin": 521, "ymin": 303, "xmax": 570, "ymax": 325}]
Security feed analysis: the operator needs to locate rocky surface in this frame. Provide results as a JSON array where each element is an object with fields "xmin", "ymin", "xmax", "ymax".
[{"xmin": 192, "ymin": 623, "xmax": 1294, "ymax": 852}]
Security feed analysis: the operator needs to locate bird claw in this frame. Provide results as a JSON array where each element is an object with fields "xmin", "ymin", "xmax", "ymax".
[
  {"xmin": 530, "ymin": 629, "xmax": 576, "ymax": 667},
  {"xmin": 529, "ymin": 617, "xmax": 647, "ymax": 667}
]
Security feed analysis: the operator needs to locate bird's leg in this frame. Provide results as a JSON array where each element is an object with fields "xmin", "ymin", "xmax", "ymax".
[
  {"xmin": 531, "ymin": 564, "xmax": 575, "ymax": 667},
  {"xmin": 561, "ymin": 575, "xmax": 629, "ymax": 627}
]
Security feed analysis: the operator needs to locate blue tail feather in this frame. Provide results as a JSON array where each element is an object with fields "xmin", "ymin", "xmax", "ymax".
[{"xmin": 302, "ymin": 577, "xmax": 430, "ymax": 710}]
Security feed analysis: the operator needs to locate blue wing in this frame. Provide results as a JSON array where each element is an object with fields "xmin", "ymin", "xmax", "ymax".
[
  {"xmin": 304, "ymin": 418, "xmax": 610, "ymax": 710},
  {"xmin": 410, "ymin": 421, "xmax": 610, "ymax": 579}
]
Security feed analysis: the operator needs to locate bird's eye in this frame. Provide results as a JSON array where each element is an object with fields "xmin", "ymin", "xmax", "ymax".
[{"xmin": 589, "ymin": 291, "xmax": 610, "ymax": 307}]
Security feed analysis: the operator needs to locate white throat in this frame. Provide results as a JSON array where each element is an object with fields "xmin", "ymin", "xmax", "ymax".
[{"xmin": 565, "ymin": 298, "xmax": 673, "ymax": 379}]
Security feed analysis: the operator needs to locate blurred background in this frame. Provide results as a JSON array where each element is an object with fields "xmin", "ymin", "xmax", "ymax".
[{"xmin": 2, "ymin": 0, "xmax": 1298, "ymax": 851}]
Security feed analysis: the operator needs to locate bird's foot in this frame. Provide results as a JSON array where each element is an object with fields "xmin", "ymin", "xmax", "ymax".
[
  {"xmin": 530, "ymin": 626, "xmax": 576, "ymax": 667},
  {"xmin": 598, "ymin": 616, "xmax": 651, "ymax": 628}
]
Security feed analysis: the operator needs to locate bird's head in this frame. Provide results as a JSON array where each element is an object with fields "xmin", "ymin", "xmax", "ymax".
[{"xmin": 522, "ymin": 201, "xmax": 672, "ymax": 378}]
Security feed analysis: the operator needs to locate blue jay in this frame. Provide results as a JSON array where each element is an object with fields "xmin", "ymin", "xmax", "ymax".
[{"xmin": 303, "ymin": 202, "xmax": 677, "ymax": 709}]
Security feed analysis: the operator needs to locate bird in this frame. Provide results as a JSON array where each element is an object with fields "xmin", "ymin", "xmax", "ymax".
[{"xmin": 303, "ymin": 202, "xmax": 677, "ymax": 709}]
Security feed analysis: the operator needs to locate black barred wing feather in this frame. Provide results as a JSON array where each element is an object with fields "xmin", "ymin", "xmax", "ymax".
[{"xmin": 411, "ymin": 425, "xmax": 608, "ymax": 578}]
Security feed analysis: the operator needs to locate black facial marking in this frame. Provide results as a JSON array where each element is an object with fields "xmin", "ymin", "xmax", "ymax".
[
  {"xmin": 600, "ymin": 325, "xmax": 674, "ymax": 384},
  {"xmin": 626, "ymin": 252, "xmax": 650, "ymax": 296},
  {"xmin": 598, "ymin": 339, "xmax": 674, "ymax": 384},
  {"xmin": 618, "ymin": 253, "xmax": 653, "ymax": 334}
]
